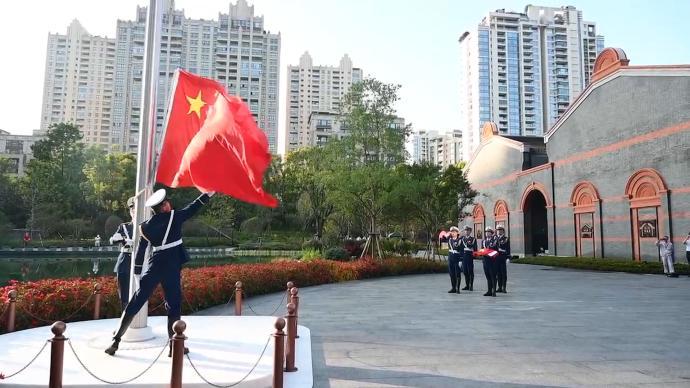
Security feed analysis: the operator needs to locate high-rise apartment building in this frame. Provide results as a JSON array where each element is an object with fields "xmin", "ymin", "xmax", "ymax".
[
  {"xmin": 410, "ymin": 130, "xmax": 463, "ymax": 169},
  {"xmin": 459, "ymin": 5, "xmax": 604, "ymax": 160},
  {"xmin": 40, "ymin": 20, "xmax": 115, "ymax": 148},
  {"xmin": 111, "ymin": 0, "xmax": 280, "ymax": 153},
  {"xmin": 285, "ymin": 52, "xmax": 362, "ymax": 153}
]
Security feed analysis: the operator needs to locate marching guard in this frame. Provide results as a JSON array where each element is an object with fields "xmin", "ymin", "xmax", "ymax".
[
  {"xmin": 482, "ymin": 227, "xmax": 498, "ymax": 297},
  {"xmin": 495, "ymin": 226, "xmax": 511, "ymax": 293},
  {"xmin": 109, "ymin": 196, "xmax": 136, "ymax": 310},
  {"xmin": 460, "ymin": 225, "xmax": 476, "ymax": 291},
  {"xmin": 447, "ymin": 226, "xmax": 463, "ymax": 293}
]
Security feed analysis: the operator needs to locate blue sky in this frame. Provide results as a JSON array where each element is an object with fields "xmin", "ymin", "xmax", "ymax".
[{"xmin": 1, "ymin": 0, "xmax": 688, "ymax": 153}]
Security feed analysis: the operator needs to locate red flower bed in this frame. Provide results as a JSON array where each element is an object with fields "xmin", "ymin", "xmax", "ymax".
[{"xmin": 0, "ymin": 258, "xmax": 445, "ymax": 332}]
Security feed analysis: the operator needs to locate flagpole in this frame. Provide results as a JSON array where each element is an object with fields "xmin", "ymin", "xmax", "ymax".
[{"xmin": 124, "ymin": 0, "xmax": 163, "ymax": 342}]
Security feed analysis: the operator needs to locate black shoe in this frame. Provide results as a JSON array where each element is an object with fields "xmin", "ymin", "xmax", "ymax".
[
  {"xmin": 492, "ymin": 291, "xmax": 497, "ymax": 297},
  {"xmin": 448, "ymin": 289, "xmax": 457, "ymax": 293},
  {"xmin": 461, "ymin": 286, "xmax": 469, "ymax": 290},
  {"xmin": 670, "ymin": 273, "xmax": 679, "ymax": 278},
  {"xmin": 104, "ymin": 338, "xmax": 120, "ymax": 356},
  {"xmin": 456, "ymin": 288, "xmax": 461, "ymax": 294},
  {"xmin": 483, "ymin": 291, "xmax": 492, "ymax": 296}
]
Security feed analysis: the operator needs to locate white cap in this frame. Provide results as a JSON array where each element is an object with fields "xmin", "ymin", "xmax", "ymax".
[
  {"xmin": 145, "ymin": 189, "xmax": 167, "ymax": 207},
  {"xmin": 449, "ymin": 226, "xmax": 460, "ymax": 233},
  {"xmin": 485, "ymin": 227, "xmax": 494, "ymax": 233}
]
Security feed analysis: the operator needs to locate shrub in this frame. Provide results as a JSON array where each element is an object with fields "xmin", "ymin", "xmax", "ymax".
[
  {"xmin": 324, "ymin": 247, "xmax": 349, "ymax": 261},
  {"xmin": 0, "ymin": 258, "xmax": 446, "ymax": 332},
  {"xmin": 301, "ymin": 248, "xmax": 321, "ymax": 261},
  {"xmin": 302, "ymin": 239, "xmax": 323, "ymax": 251},
  {"xmin": 515, "ymin": 256, "xmax": 690, "ymax": 275},
  {"xmin": 343, "ymin": 239, "xmax": 364, "ymax": 258}
]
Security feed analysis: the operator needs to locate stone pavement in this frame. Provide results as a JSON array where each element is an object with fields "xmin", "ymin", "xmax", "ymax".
[{"xmin": 197, "ymin": 262, "xmax": 690, "ymax": 387}]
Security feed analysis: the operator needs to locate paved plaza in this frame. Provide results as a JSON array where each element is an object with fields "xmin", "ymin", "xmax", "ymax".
[{"xmin": 199, "ymin": 263, "xmax": 690, "ymax": 387}]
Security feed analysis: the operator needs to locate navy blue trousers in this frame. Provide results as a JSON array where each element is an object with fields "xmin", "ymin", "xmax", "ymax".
[
  {"xmin": 483, "ymin": 257, "xmax": 496, "ymax": 292},
  {"xmin": 447, "ymin": 253, "xmax": 462, "ymax": 289},
  {"xmin": 461, "ymin": 254, "xmax": 474, "ymax": 279},
  {"xmin": 123, "ymin": 260, "xmax": 182, "ymax": 319},
  {"xmin": 115, "ymin": 254, "xmax": 131, "ymax": 310}
]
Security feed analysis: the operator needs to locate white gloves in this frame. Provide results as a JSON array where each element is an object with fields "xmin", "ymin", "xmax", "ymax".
[{"xmin": 110, "ymin": 233, "xmax": 123, "ymax": 244}]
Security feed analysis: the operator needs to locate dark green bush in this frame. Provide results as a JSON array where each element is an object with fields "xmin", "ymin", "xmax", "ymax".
[{"xmin": 324, "ymin": 247, "xmax": 349, "ymax": 261}]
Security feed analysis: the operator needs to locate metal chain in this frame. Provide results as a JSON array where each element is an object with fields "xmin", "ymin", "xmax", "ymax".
[
  {"xmin": 149, "ymin": 300, "xmax": 167, "ymax": 313},
  {"xmin": 243, "ymin": 293, "xmax": 286, "ymax": 317},
  {"xmin": 0, "ymin": 340, "xmax": 49, "ymax": 380},
  {"xmin": 185, "ymin": 334, "xmax": 272, "ymax": 388},
  {"xmin": 67, "ymin": 338, "xmax": 169, "ymax": 385},
  {"xmin": 18, "ymin": 293, "xmax": 94, "ymax": 324}
]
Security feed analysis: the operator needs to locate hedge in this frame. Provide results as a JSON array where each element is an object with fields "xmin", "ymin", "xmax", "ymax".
[
  {"xmin": 0, "ymin": 258, "xmax": 446, "ymax": 332},
  {"xmin": 514, "ymin": 256, "xmax": 690, "ymax": 275}
]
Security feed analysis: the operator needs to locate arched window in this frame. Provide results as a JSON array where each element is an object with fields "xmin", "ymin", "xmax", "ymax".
[
  {"xmin": 472, "ymin": 204, "xmax": 485, "ymax": 241},
  {"xmin": 494, "ymin": 200, "xmax": 509, "ymax": 233}
]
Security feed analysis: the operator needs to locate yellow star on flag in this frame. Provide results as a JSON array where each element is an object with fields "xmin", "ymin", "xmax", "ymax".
[{"xmin": 186, "ymin": 91, "xmax": 206, "ymax": 118}]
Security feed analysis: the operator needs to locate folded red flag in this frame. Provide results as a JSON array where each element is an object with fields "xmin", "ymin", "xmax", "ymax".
[
  {"xmin": 474, "ymin": 248, "xmax": 498, "ymax": 258},
  {"xmin": 156, "ymin": 70, "xmax": 278, "ymax": 207}
]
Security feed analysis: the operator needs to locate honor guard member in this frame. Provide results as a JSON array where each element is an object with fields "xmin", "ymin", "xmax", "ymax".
[
  {"xmin": 106, "ymin": 189, "xmax": 214, "ymax": 357},
  {"xmin": 109, "ymin": 196, "xmax": 136, "ymax": 310},
  {"xmin": 495, "ymin": 226, "xmax": 511, "ymax": 293},
  {"xmin": 446, "ymin": 226, "xmax": 463, "ymax": 294},
  {"xmin": 460, "ymin": 226, "xmax": 477, "ymax": 291},
  {"xmin": 482, "ymin": 227, "xmax": 498, "ymax": 297}
]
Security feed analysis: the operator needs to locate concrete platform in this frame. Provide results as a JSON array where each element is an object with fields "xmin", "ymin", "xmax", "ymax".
[{"xmin": 0, "ymin": 316, "xmax": 312, "ymax": 387}]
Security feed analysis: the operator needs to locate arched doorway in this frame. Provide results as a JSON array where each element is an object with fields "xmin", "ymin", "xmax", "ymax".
[
  {"xmin": 521, "ymin": 184, "xmax": 550, "ymax": 256},
  {"xmin": 570, "ymin": 182, "xmax": 600, "ymax": 257},
  {"xmin": 626, "ymin": 169, "xmax": 668, "ymax": 262}
]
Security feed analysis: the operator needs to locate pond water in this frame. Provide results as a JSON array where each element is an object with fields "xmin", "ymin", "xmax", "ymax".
[{"xmin": 0, "ymin": 255, "xmax": 272, "ymax": 286}]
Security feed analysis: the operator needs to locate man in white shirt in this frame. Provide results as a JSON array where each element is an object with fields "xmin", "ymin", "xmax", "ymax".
[
  {"xmin": 656, "ymin": 236, "xmax": 676, "ymax": 277},
  {"xmin": 684, "ymin": 232, "xmax": 690, "ymax": 277}
]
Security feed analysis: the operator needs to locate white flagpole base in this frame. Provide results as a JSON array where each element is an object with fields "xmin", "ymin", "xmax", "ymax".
[{"xmin": 121, "ymin": 325, "xmax": 155, "ymax": 342}]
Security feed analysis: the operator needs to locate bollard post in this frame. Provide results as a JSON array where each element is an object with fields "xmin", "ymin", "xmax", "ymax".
[
  {"xmin": 286, "ymin": 281, "xmax": 294, "ymax": 305},
  {"xmin": 7, "ymin": 289, "xmax": 17, "ymax": 333},
  {"xmin": 93, "ymin": 283, "xmax": 102, "ymax": 320},
  {"xmin": 234, "ymin": 281, "xmax": 243, "ymax": 316},
  {"xmin": 290, "ymin": 287, "xmax": 299, "ymax": 338},
  {"xmin": 170, "ymin": 320, "xmax": 187, "ymax": 388},
  {"xmin": 284, "ymin": 303, "xmax": 298, "ymax": 372},
  {"xmin": 49, "ymin": 321, "xmax": 66, "ymax": 388},
  {"xmin": 272, "ymin": 317, "xmax": 286, "ymax": 388}
]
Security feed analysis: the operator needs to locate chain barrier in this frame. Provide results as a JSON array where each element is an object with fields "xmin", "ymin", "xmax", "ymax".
[
  {"xmin": 185, "ymin": 334, "xmax": 272, "ymax": 388},
  {"xmin": 67, "ymin": 338, "xmax": 169, "ymax": 385},
  {"xmin": 0, "ymin": 340, "xmax": 49, "ymax": 380},
  {"xmin": 243, "ymin": 292, "xmax": 286, "ymax": 317},
  {"xmin": 17, "ymin": 293, "xmax": 94, "ymax": 324},
  {"xmin": 149, "ymin": 300, "xmax": 167, "ymax": 314}
]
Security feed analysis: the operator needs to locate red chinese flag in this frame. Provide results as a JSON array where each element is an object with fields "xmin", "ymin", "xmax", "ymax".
[{"xmin": 156, "ymin": 70, "xmax": 278, "ymax": 207}]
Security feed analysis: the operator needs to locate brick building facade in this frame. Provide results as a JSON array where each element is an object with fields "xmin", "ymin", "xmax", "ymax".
[{"xmin": 464, "ymin": 48, "xmax": 690, "ymax": 262}]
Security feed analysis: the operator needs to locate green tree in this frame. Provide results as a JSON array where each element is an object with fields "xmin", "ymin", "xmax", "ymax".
[
  {"xmin": 82, "ymin": 149, "xmax": 137, "ymax": 217},
  {"xmin": 325, "ymin": 77, "xmax": 411, "ymax": 257},
  {"xmin": 284, "ymin": 147, "xmax": 333, "ymax": 241},
  {"xmin": 0, "ymin": 157, "xmax": 29, "ymax": 228},
  {"xmin": 339, "ymin": 77, "xmax": 411, "ymax": 165},
  {"xmin": 393, "ymin": 162, "xmax": 477, "ymax": 258},
  {"xmin": 26, "ymin": 123, "xmax": 87, "ymax": 219}
]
